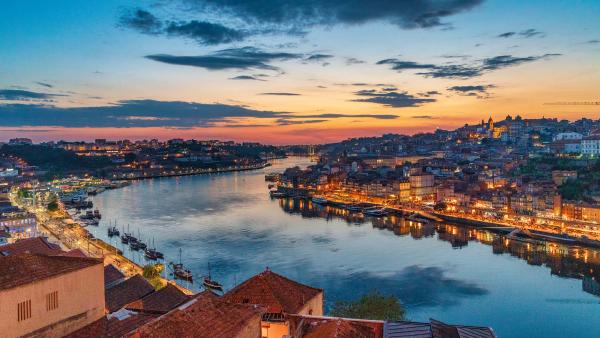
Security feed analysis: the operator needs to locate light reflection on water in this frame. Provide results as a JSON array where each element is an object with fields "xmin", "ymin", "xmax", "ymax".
[{"xmin": 91, "ymin": 157, "xmax": 600, "ymax": 338}]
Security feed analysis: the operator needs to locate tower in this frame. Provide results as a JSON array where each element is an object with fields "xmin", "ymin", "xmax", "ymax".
[{"xmin": 487, "ymin": 117, "xmax": 494, "ymax": 130}]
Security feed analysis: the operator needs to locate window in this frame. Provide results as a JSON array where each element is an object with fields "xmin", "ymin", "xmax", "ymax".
[
  {"xmin": 46, "ymin": 291, "xmax": 59, "ymax": 311},
  {"xmin": 17, "ymin": 300, "xmax": 32, "ymax": 322}
]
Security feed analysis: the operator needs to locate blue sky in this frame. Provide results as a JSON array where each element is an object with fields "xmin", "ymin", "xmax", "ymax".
[{"xmin": 1, "ymin": 0, "xmax": 599, "ymax": 143}]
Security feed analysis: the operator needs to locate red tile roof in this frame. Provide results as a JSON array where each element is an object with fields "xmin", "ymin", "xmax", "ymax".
[
  {"xmin": 105, "ymin": 274, "xmax": 155, "ymax": 313},
  {"xmin": 0, "ymin": 253, "xmax": 102, "ymax": 291},
  {"xmin": 0, "ymin": 237, "xmax": 62, "ymax": 256},
  {"xmin": 302, "ymin": 318, "xmax": 377, "ymax": 338},
  {"xmin": 57, "ymin": 248, "xmax": 88, "ymax": 258},
  {"xmin": 225, "ymin": 268, "xmax": 323, "ymax": 313},
  {"xmin": 104, "ymin": 264, "xmax": 126, "ymax": 288},
  {"xmin": 125, "ymin": 283, "xmax": 192, "ymax": 314},
  {"xmin": 127, "ymin": 293, "xmax": 263, "ymax": 338},
  {"xmin": 65, "ymin": 310, "xmax": 159, "ymax": 338}
]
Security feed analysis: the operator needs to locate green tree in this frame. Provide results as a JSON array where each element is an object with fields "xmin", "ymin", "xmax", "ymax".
[
  {"xmin": 330, "ymin": 291, "xmax": 405, "ymax": 321},
  {"xmin": 143, "ymin": 263, "xmax": 165, "ymax": 290},
  {"xmin": 47, "ymin": 200, "xmax": 59, "ymax": 212}
]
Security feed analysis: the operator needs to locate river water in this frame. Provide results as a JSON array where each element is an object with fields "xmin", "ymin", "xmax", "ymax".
[{"xmin": 90, "ymin": 157, "xmax": 600, "ymax": 338}]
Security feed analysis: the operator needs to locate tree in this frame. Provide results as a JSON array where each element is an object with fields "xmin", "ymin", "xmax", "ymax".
[
  {"xmin": 47, "ymin": 200, "xmax": 59, "ymax": 212},
  {"xmin": 434, "ymin": 202, "xmax": 447, "ymax": 211},
  {"xmin": 143, "ymin": 263, "xmax": 165, "ymax": 290},
  {"xmin": 330, "ymin": 291, "xmax": 405, "ymax": 321}
]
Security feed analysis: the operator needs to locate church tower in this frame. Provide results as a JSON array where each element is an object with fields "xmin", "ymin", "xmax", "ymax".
[{"xmin": 487, "ymin": 117, "xmax": 494, "ymax": 130}]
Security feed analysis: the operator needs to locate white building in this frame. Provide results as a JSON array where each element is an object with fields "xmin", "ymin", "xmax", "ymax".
[
  {"xmin": 553, "ymin": 132, "xmax": 583, "ymax": 141},
  {"xmin": 582, "ymin": 135, "xmax": 600, "ymax": 156}
]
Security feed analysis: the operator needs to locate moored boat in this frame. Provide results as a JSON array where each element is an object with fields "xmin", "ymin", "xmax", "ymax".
[{"xmin": 311, "ymin": 196, "xmax": 328, "ymax": 205}]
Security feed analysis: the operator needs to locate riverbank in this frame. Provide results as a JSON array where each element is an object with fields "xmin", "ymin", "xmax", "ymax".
[{"xmin": 110, "ymin": 162, "xmax": 271, "ymax": 180}]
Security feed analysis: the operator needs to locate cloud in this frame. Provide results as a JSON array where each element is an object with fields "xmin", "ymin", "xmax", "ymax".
[
  {"xmin": 497, "ymin": 31, "xmax": 516, "ymax": 38},
  {"xmin": 229, "ymin": 75, "xmax": 265, "ymax": 81},
  {"xmin": 376, "ymin": 59, "xmax": 437, "ymax": 71},
  {"xmin": 481, "ymin": 54, "xmax": 559, "ymax": 71},
  {"xmin": 0, "ymin": 89, "xmax": 66, "ymax": 102},
  {"xmin": 519, "ymin": 28, "xmax": 544, "ymax": 38},
  {"xmin": 345, "ymin": 57, "xmax": 365, "ymax": 65},
  {"xmin": 305, "ymin": 54, "xmax": 333, "ymax": 62},
  {"xmin": 260, "ymin": 92, "xmax": 301, "ymax": 96},
  {"xmin": 194, "ymin": 0, "xmax": 484, "ymax": 30},
  {"xmin": 447, "ymin": 84, "xmax": 495, "ymax": 98},
  {"xmin": 587, "ymin": 39, "xmax": 600, "ymax": 44},
  {"xmin": 164, "ymin": 20, "xmax": 247, "ymax": 45},
  {"xmin": 352, "ymin": 89, "xmax": 436, "ymax": 108},
  {"xmin": 412, "ymin": 115, "xmax": 436, "ymax": 119},
  {"xmin": 35, "ymin": 82, "xmax": 53, "ymax": 88},
  {"xmin": 120, "ymin": 8, "xmax": 248, "ymax": 45},
  {"xmin": 119, "ymin": 8, "xmax": 162, "ymax": 35},
  {"xmin": 418, "ymin": 90, "xmax": 441, "ymax": 97},
  {"xmin": 146, "ymin": 46, "xmax": 303, "ymax": 71},
  {"xmin": 0, "ymin": 99, "xmax": 396, "ymax": 128},
  {"xmin": 497, "ymin": 28, "xmax": 544, "ymax": 38},
  {"xmin": 379, "ymin": 54, "xmax": 560, "ymax": 79},
  {"xmin": 276, "ymin": 118, "xmax": 327, "ymax": 126}
]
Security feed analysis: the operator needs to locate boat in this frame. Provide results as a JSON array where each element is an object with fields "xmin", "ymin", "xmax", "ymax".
[
  {"xmin": 121, "ymin": 225, "xmax": 131, "ymax": 244},
  {"xmin": 80, "ymin": 210, "xmax": 94, "ymax": 219},
  {"xmin": 144, "ymin": 239, "xmax": 164, "ymax": 260},
  {"xmin": 93, "ymin": 209, "xmax": 101, "ymax": 219},
  {"xmin": 170, "ymin": 248, "xmax": 193, "ymax": 281},
  {"xmin": 346, "ymin": 204, "xmax": 363, "ymax": 212},
  {"xmin": 311, "ymin": 196, "xmax": 328, "ymax": 205},
  {"xmin": 108, "ymin": 226, "xmax": 120, "ymax": 237},
  {"xmin": 86, "ymin": 219, "xmax": 99, "ymax": 226},
  {"xmin": 363, "ymin": 207, "xmax": 389, "ymax": 217},
  {"xmin": 270, "ymin": 191, "xmax": 286, "ymax": 198},
  {"xmin": 202, "ymin": 263, "xmax": 223, "ymax": 293}
]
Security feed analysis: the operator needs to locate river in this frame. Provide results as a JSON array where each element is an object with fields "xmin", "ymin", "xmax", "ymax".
[{"xmin": 90, "ymin": 157, "xmax": 600, "ymax": 338}]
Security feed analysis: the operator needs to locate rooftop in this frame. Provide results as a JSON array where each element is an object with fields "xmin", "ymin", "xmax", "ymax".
[
  {"xmin": 65, "ymin": 309, "xmax": 158, "ymax": 338},
  {"xmin": 0, "ymin": 237, "xmax": 62, "ymax": 256},
  {"xmin": 302, "ymin": 318, "xmax": 377, "ymax": 338},
  {"xmin": 129, "ymin": 293, "xmax": 263, "ymax": 338},
  {"xmin": 384, "ymin": 319, "xmax": 496, "ymax": 338},
  {"xmin": 105, "ymin": 274, "xmax": 155, "ymax": 313},
  {"xmin": 0, "ymin": 253, "xmax": 102, "ymax": 291},
  {"xmin": 104, "ymin": 264, "xmax": 126, "ymax": 288},
  {"xmin": 225, "ymin": 268, "xmax": 323, "ymax": 313},
  {"xmin": 125, "ymin": 283, "xmax": 192, "ymax": 314}
]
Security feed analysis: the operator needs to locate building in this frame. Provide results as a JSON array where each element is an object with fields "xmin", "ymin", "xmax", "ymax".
[
  {"xmin": 128, "ymin": 292, "xmax": 263, "ymax": 338},
  {"xmin": 0, "ymin": 211, "xmax": 38, "ymax": 241},
  {"xmin": 225, "ymin": 268, "xmax": 324, "ymax": 338},
  {"xmin": 409, "ymin": 173, "xmax": 435, "ymax": 199},
  {"xmin": 551, "ymin": 170, "xmax": 577, "ymax": 186},
  {"xmin": 0, "ymin": 253, "xmax": 104, "ymax": 337},
  {"xmin": 581, "ymin": 134, "xmax": 600, "ymax": 156}
]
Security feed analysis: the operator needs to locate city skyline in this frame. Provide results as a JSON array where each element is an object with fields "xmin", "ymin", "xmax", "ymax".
[{"xmin": 1, "ymin": 0, "xmax": 599, "ymax": 144}]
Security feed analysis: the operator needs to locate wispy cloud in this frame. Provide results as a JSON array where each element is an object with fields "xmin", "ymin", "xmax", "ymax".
[
  {"xmin": 352, "ymin": 89, "xmax": 436, "ymax": 108},
  {"xmin": 497, "ymin": 28, "xmax": 545, "ymax": 39},
  {"xmin": 447, "ymin": 84, "xmax": 495, "ymax": 98},
  {"xmin": 0, "ymin": 89, "xmax": 66, "ymax": 102},
  {"xmin": 377, "ymin": 54, "xmax": 560, "ymax": 79},
  {"xmin": 260, "ymin": 92, "xmax": 301, "ymax": 96}
]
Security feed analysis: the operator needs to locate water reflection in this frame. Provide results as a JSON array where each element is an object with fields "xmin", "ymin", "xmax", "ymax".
[{"xmin": 278, "ymin": 197, "xmax": 600, "ymax": 297}]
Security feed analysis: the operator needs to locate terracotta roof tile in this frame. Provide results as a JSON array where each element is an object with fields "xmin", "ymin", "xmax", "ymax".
[
  {"xmin": 65, "ymin": 310, "xmax": 159, "ymax": 338},
  {"xmin": 125, "ymin": 283, "xmax": 191, "ymax": 314},
  {"xmin": 104, "ymin": 264, "xmax": 126, "ymax": 288},
  {"xmin": 225, "ymin": 268, "xmax": 322, "ymax": 313},
  {"xmin": 302, "ymin": 318, "xmax": 377, "ymax": 338},
  {"xmin": 128, "ymin": 293, "xmax": 263, "ymax": 338},
  {"xmin": 105, "ymin": 274, "xmax": 155, "ymax": 313},
  {"xmin": 0, "ymin": 237, "xmax": 62, "ymax": 256},
  {"xmin": 0, "ymin": 253, "xmax": 102, "ymax": 291}
]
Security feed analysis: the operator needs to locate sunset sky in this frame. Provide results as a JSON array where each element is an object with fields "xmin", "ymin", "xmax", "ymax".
[{"xmin": 1, "ymin": 0, "xmax": 599, "ymax": 144}]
